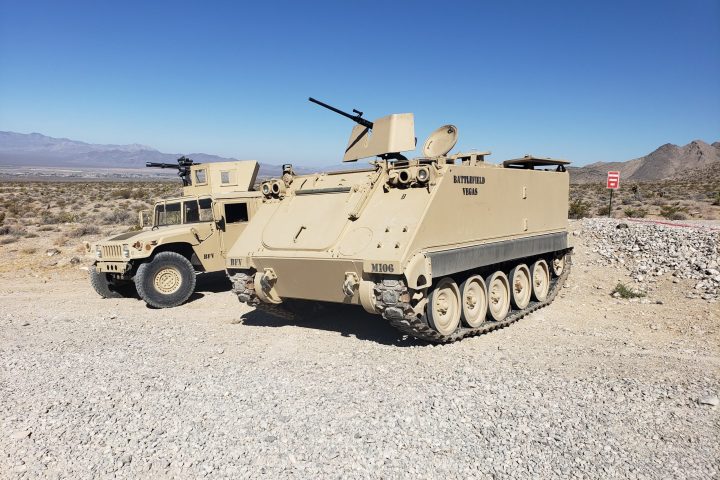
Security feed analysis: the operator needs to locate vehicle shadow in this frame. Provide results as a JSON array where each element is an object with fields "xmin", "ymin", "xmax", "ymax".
[
  {"xmin": 194, "ymin": 271, "xmax": 232, "ymax": 293},
  {"xmin": 238, "ymin": 304, "xmax": 427, "ymax": 347}
]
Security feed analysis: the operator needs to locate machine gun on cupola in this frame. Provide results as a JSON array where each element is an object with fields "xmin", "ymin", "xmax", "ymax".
[{"xmin": 146, "ymin": 156, "xmax": 197, "ymax": 186}]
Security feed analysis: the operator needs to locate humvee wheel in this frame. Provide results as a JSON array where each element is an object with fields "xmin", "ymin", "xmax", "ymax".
[
  {"xmin": 134, "ymin": 252, "xmax": 196, "ymax": 308},
  {"xmin": 509, "ymin": 264, "xmax": 531, "ymax": 310},
  {"xmin": 531, "ymin": 259, "xmax": 550, "ymax": 301},
  {"xmin": 552, "ymin": 253, "xmax": 566, "ymax": 277},
  {"xmin": 485, "ymin": 271, "xmax": 510, "ymax": 321},
  {"xmin": 89, "ymin": 266, "xmax": 128, "ymax": 299},
  {"xmin": 459, "ymin": 275, "xmax": 488, "ymax": 327},
  {"xmin": 426, "ymin": 277, "xmax": 461, "ymax": 336}
]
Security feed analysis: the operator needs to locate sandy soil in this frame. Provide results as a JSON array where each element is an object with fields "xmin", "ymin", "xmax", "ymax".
[{"xmin": 0, "ymin": 221, "xmax": 718, "ymax": 478}]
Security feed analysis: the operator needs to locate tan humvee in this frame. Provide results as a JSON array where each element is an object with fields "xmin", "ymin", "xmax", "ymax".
[
  {"xmin": 89, "ymin": 159, "xmax": 263, "ymax": 308},
  {"xmin": 226, "ymin": 99, "xmax": 573, "ymax": 342}
]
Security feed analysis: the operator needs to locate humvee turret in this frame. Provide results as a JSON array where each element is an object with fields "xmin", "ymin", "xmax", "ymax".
[
  {"xmin": 89, "ymin": 158, "xmax": 263, "ymax": 308},
  {"xmin": 226, "ymin": 99, "xmax": 572, "ymax": 342}
]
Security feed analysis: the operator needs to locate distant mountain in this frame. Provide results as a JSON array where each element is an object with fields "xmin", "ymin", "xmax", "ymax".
[
  {"xmin": 569, "ymin": 140, "xmax": 720, "ymax": 183},
  {"xmin": 0, "ymin": 131, "xmax": 312, "ymax": 178}
]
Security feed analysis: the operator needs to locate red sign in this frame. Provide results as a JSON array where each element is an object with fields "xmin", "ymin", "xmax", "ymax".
[{"xmin": 607, "ymin": 171, "xmax": 620, "ymax": 189}]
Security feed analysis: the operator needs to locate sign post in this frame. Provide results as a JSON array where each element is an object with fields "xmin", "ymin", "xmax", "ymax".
[{"xmin": 606, "ymin": 171, "xmax": 620, "ymax": 217}]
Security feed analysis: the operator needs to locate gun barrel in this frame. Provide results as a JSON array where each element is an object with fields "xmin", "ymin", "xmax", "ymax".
[
  {"xmin": 146, "ymin": 162, "xmax": 182, "ymax": 169},
  {"xmin": 308, "ymin": 97, "xmax": 373, "ymax": 129}
]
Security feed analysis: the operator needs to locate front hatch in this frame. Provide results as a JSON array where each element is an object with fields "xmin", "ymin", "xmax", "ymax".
[{"xmin": 261, "ymin": 171, "xmax": 374, "ymax": 251}]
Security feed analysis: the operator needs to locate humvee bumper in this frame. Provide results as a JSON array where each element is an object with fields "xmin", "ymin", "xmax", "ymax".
[{"xmin": 95, "ymin": 261, "xmax": 131, "ymax": 274}]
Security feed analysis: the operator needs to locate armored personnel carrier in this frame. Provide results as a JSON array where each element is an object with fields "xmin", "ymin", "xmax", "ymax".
[
  {"xmin": 227, "ymin": 99, "xmax": 572, "ymax": 342},
  {"xmin": 89, "ymin": 157, "xmax": 264, "ymax": 308}
]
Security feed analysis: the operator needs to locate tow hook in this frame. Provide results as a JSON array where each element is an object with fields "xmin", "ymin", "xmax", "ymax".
[{"xmin": 342, "ymin": 272, "xmax": 359, "ymax": 297}]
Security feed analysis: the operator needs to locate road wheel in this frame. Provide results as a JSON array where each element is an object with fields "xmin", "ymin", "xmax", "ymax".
[
  {"xmin": 531, "ymin": 259, "xmax": 550, "ymax": 301},
  {"xmin": 426, "ymin": 277, "xmax": 461, "ymax": 336},
  {"xmin": 134, "ymin": 252, "xmax": 196, "ymax": 308},
  {"xmin": 459, "ymin": 275, "xmax": 488, "ymax": 327},
  {"xmin": 485, "ymin": 271, "xmax": 510, "ymax": 321},
  {"xmin": 509, "ymin": 264, "xmax": 531, "ymax": 310},
  {"xmin": 552, "ymin": 252, "xmax": 566, "ymax": 277},
  {"xmin": 89, "ymin": 265, "xmax": 126, "ymax": 298}
]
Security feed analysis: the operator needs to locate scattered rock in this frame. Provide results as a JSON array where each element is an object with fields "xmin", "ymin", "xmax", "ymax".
[
  {"xmin": 698, "ymin": 395, "xmax": 719, "ymax": 407},
  {"xmin": 69, "ymin": 257, "xmax": 81, "ymax": 265},
  {"xmin": 46, "ymin": 248, "xmax": 61, "ymax": 256}
]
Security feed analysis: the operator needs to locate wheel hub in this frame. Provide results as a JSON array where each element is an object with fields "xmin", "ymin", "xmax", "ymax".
[{"xmin": 154, "ymin": 267, "xmax": 182, "ymax": 295}]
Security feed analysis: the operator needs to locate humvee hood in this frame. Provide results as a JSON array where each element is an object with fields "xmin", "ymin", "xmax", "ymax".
[{"xmin": 104, "ymin": 225, "xmax": 194, "ymax": 243}]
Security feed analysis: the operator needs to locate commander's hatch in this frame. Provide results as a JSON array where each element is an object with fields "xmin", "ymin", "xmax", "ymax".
[
  {"xmin": 343, "ymin": 113, "xmax": 416, "ymax": 162},
  {"xmin": 503, "ymin": 155, "xmax": 570, "ymax": 171}
]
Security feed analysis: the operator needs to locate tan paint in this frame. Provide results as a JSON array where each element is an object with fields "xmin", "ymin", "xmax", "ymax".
[
  {"xmin": 227, "ymin": 113, "xmax": 570, "ymax": 307},
  {"xmin": 91, "ymin": 161, "xmax": 264, "ymax": 281}
]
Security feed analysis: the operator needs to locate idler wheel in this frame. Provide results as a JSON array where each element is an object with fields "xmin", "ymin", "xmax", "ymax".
[
  {"xmin": 509, "ymin": 264, "xmax": 532, "ymax": 310},
  {"xmin": 485, "ymin": 271, "xmax": 510, "ymax": 322},
  {"xmin": 459, "ymin": 275, "xmax": 488, "ymax": 327},
  {"xmin": 426, "ymin": 277, "xmax": 461, "ymax": 336},
  {"xmin": 530, "ymin": 259, "xmax": 550, "ymax": 301},
  {"xmin": 552, "ymin": 252, "xmax": 566, "ymax": 277}
]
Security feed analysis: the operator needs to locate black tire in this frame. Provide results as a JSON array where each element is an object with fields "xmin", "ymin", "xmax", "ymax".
[
  {"xmin": 134, "ymin": 251, "xmax": 196, "ymax": 308},
  {"xmin": 89, "ymin": 265, "xmax": 126, "ymax": 299}
]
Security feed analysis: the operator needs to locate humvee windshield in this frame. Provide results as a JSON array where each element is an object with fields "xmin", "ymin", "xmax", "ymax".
[{"xmin": 154, "ymin": 198, "xmax": 213, "ymax": 226}]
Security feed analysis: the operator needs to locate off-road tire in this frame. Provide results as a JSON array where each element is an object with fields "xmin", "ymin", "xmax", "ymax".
[
  {"xmin": 134, "ymin": 252, "xmax": 196, "ymax": 308},
  {"xmin": 89, "ymin": 265, "xmax": 126, "ymax": 299}
]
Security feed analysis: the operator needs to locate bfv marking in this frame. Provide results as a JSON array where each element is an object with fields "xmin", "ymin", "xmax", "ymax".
[
  {"xmin": 204, "ymin": 253, "xmax": 215, "ymax": 260},
  {"xmin": 371, "ymin": 263, "xmax": 395, "ymax": 273}
]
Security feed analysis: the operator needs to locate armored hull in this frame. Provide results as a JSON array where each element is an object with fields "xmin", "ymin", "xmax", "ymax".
[{"xmin": 227, "ymin": 153, "xmax": 572, "ymax": 342}]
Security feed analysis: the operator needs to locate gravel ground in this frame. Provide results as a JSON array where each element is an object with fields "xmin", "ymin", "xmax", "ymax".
[{"xmin": 1, "ymin": 221, "xmax": 719, "ymax": 479}]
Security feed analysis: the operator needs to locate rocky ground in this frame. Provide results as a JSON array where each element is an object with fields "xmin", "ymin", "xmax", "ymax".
[{"xmin": 1, "ymin": 219, "xmax": 719, "ymax": 479}]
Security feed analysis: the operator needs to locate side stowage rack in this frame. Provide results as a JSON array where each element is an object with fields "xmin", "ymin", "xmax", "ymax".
[{"xmin": 503, "ymin": 155, "xmax": 571, "ymax": 171}]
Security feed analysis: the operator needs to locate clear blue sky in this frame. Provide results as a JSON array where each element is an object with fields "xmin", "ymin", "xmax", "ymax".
[{"xmin": 1, "ymin": 0, "xmax": 718, "ymax": 166}]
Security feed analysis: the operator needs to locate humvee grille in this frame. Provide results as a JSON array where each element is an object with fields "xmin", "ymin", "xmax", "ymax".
[{"xmin": 102, "ymin": 245, "xmax": 122, "ymax": 258}]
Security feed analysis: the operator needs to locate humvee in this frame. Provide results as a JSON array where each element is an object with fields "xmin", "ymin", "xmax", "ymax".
[
  {"xmin": 226, "ymin": 99, "xmax": 572, "ymax": 343},
  {"xmin": 89, "ymin": 158, "xmax": 264, "ymax": 308}
]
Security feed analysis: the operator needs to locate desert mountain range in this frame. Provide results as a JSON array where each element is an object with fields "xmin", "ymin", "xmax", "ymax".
[{"xmin": 1, "ymin": 131, "xmax": 717, "ymax": 183}]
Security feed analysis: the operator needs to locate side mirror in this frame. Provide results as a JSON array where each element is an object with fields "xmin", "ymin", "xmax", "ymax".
[
  {"xmin": 139, "ymin": 210, "xmax": 151, "ymax": 228},
  {"xmin": 216, "ymin": 216, "xmax": 226, "ymax": 232}
]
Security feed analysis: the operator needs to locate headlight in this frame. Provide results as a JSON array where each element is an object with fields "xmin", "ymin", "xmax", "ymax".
[
  {"xmin": 417, "ymin": 167, "xmax": 430, "ymax": 183},
  {"xmin": 95, "ymin": 245, "xmax": 102, "ymax": 259},
  {"xmin": 122, "ymin": 244, "xmax": 130, "ymax": 258},
  {"xmin": 261, "ymin": 182, "xmax": 272, "ymax": 197}
]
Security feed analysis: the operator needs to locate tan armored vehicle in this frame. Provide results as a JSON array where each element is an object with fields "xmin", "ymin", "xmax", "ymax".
[
  {"xmin": 227, "ymin": 99, "xmax": 572, "ymax": 342},
  {"xmin": 89, "ymin": 157, "xmax": 263, "ymax": 308}
]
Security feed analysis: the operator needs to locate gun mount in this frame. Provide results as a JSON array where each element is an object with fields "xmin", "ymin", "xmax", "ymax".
[{"xmin": 146, "ymin": 156, "xmax": 197, "ymax": 186}]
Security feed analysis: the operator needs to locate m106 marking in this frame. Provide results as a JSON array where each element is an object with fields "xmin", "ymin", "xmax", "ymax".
[{"xmin": 371, "ymin": 263, "xmax": 395, "ymax": 273}]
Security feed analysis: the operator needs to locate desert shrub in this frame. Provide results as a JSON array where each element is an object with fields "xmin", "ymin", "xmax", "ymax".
[
  {"xmin": 54, "ymin": 235, "xmax": 68, "ymax": 247},
  {"xmin": 24, "ymin": 232, "xmax": 38, "ymax": 238},
  {"xmin": 111, "ymin": 188, "xmax": 133, "ymax": 199},
  {"xmin": 0, "ymin": 225, "xmax": 25, "ymax": 236},
  {"xmin": 0, "ymin": 211, "xmax": 4, "ymax": 225},
  {"xmin": 660, "ymin": 204, "xmax": 687, "ymax": 220},
  {"xmin": 101, "ymin": 209, "xmax": 135, "ymax": 225},
  {"xmin": 611, "ymin": 282, "xmax": 645, "ymax": 299},
  {"xmin": 569, "ymin": 200, "xmax": 591, "ymax": 219},
  {"xmin": 596, "ymin": 205, "xmax": 611, "ymax": 216},
  {"xmin": 37, "ymin": 225, "xmax": 55, "ymax": 232},
  {"xmin": 21, "ymin": 247, "xmax": 37, "ymax": 254},
  {"xmin": 712, "ymin": 192, "xmax": 720, "ymax": 206},
  {"xmin": 41, "ymin": 211, "xmax": 80, "ymax": 224},
  {"xmin": 624, "ymin": 207, "xmax": 647, "ymax": 218},
  {"xmin": 0, "ymin": 236, "xmax": 18, "ymax": 245},
  {"xmin": 69, "ymin": 225, "xmax": 101, "ymax": 237}
]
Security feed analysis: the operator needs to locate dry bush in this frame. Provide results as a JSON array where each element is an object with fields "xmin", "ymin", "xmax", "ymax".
[
  {"xmin": 0, "ymin": 236, "xmax": 18, "ymax": 245},
  {"xmin": 54, "ymin": 235, "xmax": 69, "ymax": 247},
  {"xmin": 69, "ymin": 225, "xmax": 101, "ymax": 237}
]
